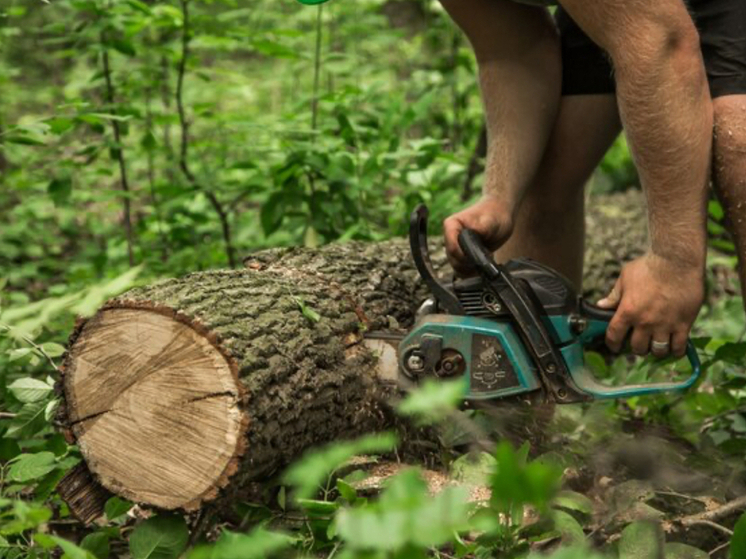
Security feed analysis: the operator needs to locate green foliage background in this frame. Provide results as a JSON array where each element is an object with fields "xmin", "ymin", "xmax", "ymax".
[{"xmin": 0, "ymin": 0, "xmax": 633, "ymax": 290}]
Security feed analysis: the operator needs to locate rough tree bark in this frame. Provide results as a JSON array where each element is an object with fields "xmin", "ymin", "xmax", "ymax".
[{"xmin": 58, "ymin": 191, "xmax": 691, "ymax": 522}]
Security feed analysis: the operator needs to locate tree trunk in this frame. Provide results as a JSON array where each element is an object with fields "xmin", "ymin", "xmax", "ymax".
[{"xmin": 58, "ymin": 191, "xmax": 654, "ymax": 522}]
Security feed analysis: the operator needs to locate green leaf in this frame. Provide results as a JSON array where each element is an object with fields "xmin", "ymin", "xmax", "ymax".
[
  {"xmin": 397, "ymin": 378, "xmax": 466, "ymax": 425},
  {"xmin": 126, "ymin": 0, "xmax": 152, "ymax": 14},
  {"xmin": 129, "ymin": 514, "xmax": 189, "ymax": 559},
  {"xmin": 48, "ymin": 177, "xmax": 73, "ymax": 206},
  {"xmin": 41, "ymin": 342, "xmax": 66, "ymax": 357},
  {"xmin": 283, "ymin": 433, "xmax": 397, "ymax": 499},
  {"xmin": 714, "ymin": 342, "xmax": 746, "ymax": 366},
  {"xmin": 1, "ymin": 501, "xmax": 52, "ymax": 536},
  {"xmin": 553, "ymin": 490, "xmax": 594, "ymax": 517},
  {"xmin": 552, "ymin": 509, "xmax": 586, "ymax": 545},
  {"xmin": 665, "ymin": 543, "xmax": 708, "ymax": 559},
  {"xmin": 81, "ymin": 532, "xmax": 110, "ymax": 559},
  {"xmin": 5, "ymin": 134, "xmax": 47, "ymax": 146},
  {"xmin": 188, "ymin": 528, "xmax": 292, "ymax": 559},
  {"xmin": 489, "ymin": 441, "xmax": 562, "ymax": 515},
  {"xmin": 7, "ymin": 348, "xmax": 32, "ymax": 362},
  {"xmin": 8, "ymin": 377, "xmax": 53, "ymax": 403},
  {"xmin": 112, "ymin": 39, "xmax": 136, "ymax": 56},
  {"xmin": 0, "ymin": 439, "xmax": 21, "ymax": 461},
  {"xmin": 277, "ymin": 485, "xmax": 286, "ymax": 511},
  {"xmin": 36, "ymin": 535, "xmax": 97, "ymax": 559},
  {"xmin": 731, "ymin": 512, "xmax": 746, "ymax": 559},
  {"xmin": 450, "ymin": 451, "xmax": 496, "ymax": 486},
  {"xmin": 297, "ymin": 498, "xmax": 339, "ymax": 516},
  {"xmin": 260, "ymin": 192, "xmax": 286, "ymax": 236},
  {"xmin": 6, "ymin": 402, "xmax": 48, "ymax": 438},
  {"xmin": 709, "ymin": 200, "xmax": 725, "ymax": 221},
  {"xmin": 45, "ymin": 399, "xmax": 60, "ymax": 422},
  {"xmin": 73, "ymin": 266, "xmax": 142, "ymax": 317},
  {"xmin": 584, "ymin": 351, "xmax": 608, "ymax": 377},
  {"xmin": 619, "ymin": 521, "xmax": 665, "ymax": 559},
  {"xmin": 335, "ymin": 469, "xmax": 469, "ymax": 551},
  {"xmin": 7, "ymin": 452, "xmax": 57, "ymax": 482},
  {"xmin": 105, "ymin": 496, "xmax": 133, "ymax": 521},
  {"xmin": 336, "ymin": 478, "xmax": 357, "ymax": 503},
  {"xmin": 292, "ymin": 296, "xmax": 320, "ymax": 323}
]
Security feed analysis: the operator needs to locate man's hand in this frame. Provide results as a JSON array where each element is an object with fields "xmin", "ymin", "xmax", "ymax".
[
  {"xmin": 597, "ymin": 253, "xmax": 704, "ymax": 358},
  {"xmin": 443, "ymin": 196, "xmax": 514, "ymax": 276}
]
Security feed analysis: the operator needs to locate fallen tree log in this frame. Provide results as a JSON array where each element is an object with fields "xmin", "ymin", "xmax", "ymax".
[{"xmin": 57, "ymin": 190, "xmax": 697, "ymax": 522}]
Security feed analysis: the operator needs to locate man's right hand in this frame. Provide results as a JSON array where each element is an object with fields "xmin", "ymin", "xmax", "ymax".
[{"xmin": 443, "ymin": 196, "xmax": 514, "ymax": 276}]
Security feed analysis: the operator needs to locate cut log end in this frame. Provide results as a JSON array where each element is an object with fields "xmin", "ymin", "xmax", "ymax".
[{"xmin": 62, "ymin": 305, "xmax": 248, "ymax": 510}]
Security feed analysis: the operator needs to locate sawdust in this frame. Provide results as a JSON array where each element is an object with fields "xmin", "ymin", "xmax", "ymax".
[{"xmin": 350, "ymin": 461, "xmax": 491, "ymax": 502}]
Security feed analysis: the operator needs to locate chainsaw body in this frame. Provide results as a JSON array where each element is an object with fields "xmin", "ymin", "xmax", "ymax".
[{"xmin": 393, "ymin": 205, "xmax": 701, "ymax": 403}]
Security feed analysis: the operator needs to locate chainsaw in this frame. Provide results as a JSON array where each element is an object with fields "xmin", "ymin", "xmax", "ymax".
[{"xmin": 366, "ymin": 205, "xmax": 701, "ymax": 403}]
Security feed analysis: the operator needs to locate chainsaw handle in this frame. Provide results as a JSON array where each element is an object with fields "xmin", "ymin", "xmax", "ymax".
[
  {"xmin": 572, "ymin": 300, "xmax": 702, "ymax": 399},
  {"xmin": 410, "ymin": 205, "xmax": 464, "ymax": 315},
  {"xmin": 569, "ymin": 341, "xmax": 702, "ymax": 399},
  {"xmin": 579, "ymin": 299, "xmax": 616, "ymax": 323},
  {"xmin": 458, "ymin": 229, "xmax": 500, "ymax": 280}
]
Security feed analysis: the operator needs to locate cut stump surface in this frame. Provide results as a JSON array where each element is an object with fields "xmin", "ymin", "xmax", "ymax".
[{"xmin": 63, "ymin": 307, "xmax": 246, "ymax": 510}]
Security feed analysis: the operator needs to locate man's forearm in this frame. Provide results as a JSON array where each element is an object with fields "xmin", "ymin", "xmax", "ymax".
[
  {"xmin": 617, "ymin": 41, "xmax": 711, "ymax": 268},
  {"xmin": 560, "ymin": 0, "xmax": 712, "ymax": 268},
  {"xmin": 441, "ymin": 0, "xmax": 561, "ymax": 213}
]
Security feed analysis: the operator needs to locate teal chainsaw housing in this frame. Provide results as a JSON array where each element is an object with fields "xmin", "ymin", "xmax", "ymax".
[
  {"xmin": 399, "ymin": 315, "xmax": 541, "ymax": 400},
  {"xmin": 398, "ymin": 204, "xmax": 702, "ymax": 403},
  {"xmin": 398, "ymin": 313, "xmax": 702, "ymax": 401}
]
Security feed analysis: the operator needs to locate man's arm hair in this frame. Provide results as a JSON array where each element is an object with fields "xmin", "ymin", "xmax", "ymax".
[
  {"xmin": 559, "ymin": 0, "xmax": 712, "ymax": 268},
  {"xmin": 440, "ymin": 0, "xmax": 561, "ymax": 213}
]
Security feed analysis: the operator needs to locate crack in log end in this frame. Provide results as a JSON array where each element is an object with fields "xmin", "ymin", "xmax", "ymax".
[
  {"xmin": 188, "ymin": 391, "xmax": 236, "ymax": 404},
  {"xmin": 69, "ymin": 409, "xmax": 112, "ymax": 428}
]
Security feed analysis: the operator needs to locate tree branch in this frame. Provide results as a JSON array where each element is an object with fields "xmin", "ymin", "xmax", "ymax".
[
  {"xmin": 101, "ymin": 41, "xmax": 135, "ymax": 267},
  {"xmin": 667, "ymin": 494, "xmax": 746, "ymax": 536},
  {"xmin": 685, "ymin": 494, "xmax": 746, "ymax": 523},
  {"xmin": 311, "ymin": 4, "xmax": 323, "ymax": 132},
  {"xmin": 143, "ymin": 55, "xmax": 170, "ymax": 261},
  {"xmin": 176, "ymin": 0, "xmax": 236, "ymax": 268}
]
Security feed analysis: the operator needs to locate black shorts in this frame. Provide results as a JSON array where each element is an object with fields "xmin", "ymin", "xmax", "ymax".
[{"xmin": 556, "ymin": 0, "xmax": 746, "ymax": 98}]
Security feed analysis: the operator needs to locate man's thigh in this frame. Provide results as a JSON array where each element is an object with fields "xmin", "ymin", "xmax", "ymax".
[{"xmin": 556, "ymin": 0, "xmax": 746, "ymax": 100}]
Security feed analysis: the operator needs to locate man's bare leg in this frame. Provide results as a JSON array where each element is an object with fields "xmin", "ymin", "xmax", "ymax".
[
  {"xmin": 712, "ymin": 95, "xmax": 746, "ymax": 301},
  {"xmin": 495, "ymin": 95, "xmax": 622, "ymax": 288}
]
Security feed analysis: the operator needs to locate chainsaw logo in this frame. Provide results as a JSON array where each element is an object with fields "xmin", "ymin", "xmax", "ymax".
[
  {"xmin": 471, "ymin": 334, "xmax": 519, "ymax": 393},
  {"xmin": 477, "ymin": 345, "xmax": 503, "ymax": 369}
]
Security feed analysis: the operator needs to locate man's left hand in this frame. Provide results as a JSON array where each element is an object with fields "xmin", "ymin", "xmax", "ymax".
[{"xmin": 597, "ymin": 253, "xmax": 704, "ymax": 358}]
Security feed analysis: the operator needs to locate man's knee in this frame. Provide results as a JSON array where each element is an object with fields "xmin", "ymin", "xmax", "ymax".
[
  {"xmin": 521, "ymin": 181, "xmax": 584, "ymax": 234},
  {"xmin": 561, "ymin": 0, "xmax": 701, "ymax": 72}
]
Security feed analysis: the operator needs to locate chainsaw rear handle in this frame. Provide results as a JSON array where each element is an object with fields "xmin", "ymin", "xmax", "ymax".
[{"xmin": 573, "ymin": 299, "xmax": 703, "ymax": 399}]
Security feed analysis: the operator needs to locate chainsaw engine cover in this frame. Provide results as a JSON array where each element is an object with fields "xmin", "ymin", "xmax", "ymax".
[
  {"xmin": 452, "ymin": 258, "xmax": 578, "ymax": 321},
  {"xmin": 398, "ymin": 314, "xmax": 541, "ymax": 400}
]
